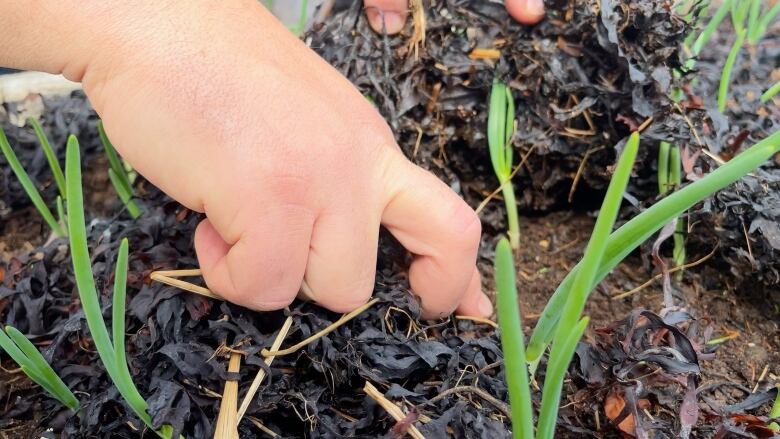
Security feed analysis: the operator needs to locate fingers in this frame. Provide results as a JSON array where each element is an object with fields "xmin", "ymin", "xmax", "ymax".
[
  {"xmin": 303, "ymin": 208, "xmax": 380, "ymax": 313},
  {"xmin": 363, "ymin": 0, "xmax": 408, "ymax": 34},
  {"xmin": 505, "ymin": 0, "xmax": 546, "ymax": 25},
  {"xmin": 194, "ymin": 207, "xmax": 314, "ymax": 310},
  {"xmin": 381, "ymin": 155, "xmax": 487, "ymax": 319},
  {"xmin": 456, "ymin": 268, "xmax": 494, "ymax": 318}
]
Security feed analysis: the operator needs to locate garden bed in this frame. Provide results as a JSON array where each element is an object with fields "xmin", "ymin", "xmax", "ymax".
[{"xmin": 1, "ymin": 0, "xmax": 779, "ymax": 437}]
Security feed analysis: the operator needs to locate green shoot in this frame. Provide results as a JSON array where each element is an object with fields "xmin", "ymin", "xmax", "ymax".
[
  {"xmin": 770, "ymin": 386, "xmax": 779, "ymax": 431},
  {"xmin": 0, "ymin": 326, "xmax": 79, "ymax": 411},
  {"xmin": 97, "ymin": 121, "xmax": 142, "ymax": 219},
  {"xmin": 0, "ymin": 127, "xmax": 66, "ymax": 237},
  {"xmin": 487, "ymin": 80, "xmax": 520, "ymax": 249},
  {"xmin": 660, "ymin": 143, "xmax": 686, "ymax": 274},
  {"xmin": 730, "ymin": 0, "xmax": 751, "ymax": 33},
  {"xmin": 108, "ymin": 169, "xmax": 143, "ymax": 219},
  {"xmin": 718, "ymin": 28, "xmax": 746, "ymax": 113},
  {"xmin": 494, "ymin": 238, "xmax": 533, "ymax": 439},
  {"xmin": 526, "ymin": 129, "xmax": 780, "ymax": 362},
  {"xmin": 56, "ymin": 195, "xmax": 67, "ymax": 231},
  {"xmin": 295, "ymin": 0, "xmax": 309, "ymax": 36},
  {"xmin": 27, "ymin": 118, "xmax": 66, "ymax": 200},
  {"xmin": 749, "ymin": 1, "xmax": 780, "ymax": 44},
  {"xmin": 669, "ymin": 146, "xmax": 685, "ymax": 273},
  {"xmin": 537, "ymin": 132, "xmax": 639, "ymax": 439},
  {"xmin": 688, "ymin": 0, "xmax": 733, "ymax": 67},
  {"xmin": 66, "ymin": 136, "xmax": 172, "ymax": 438},
  {"xmin": 761, "ymin": 79, "xmax": 780, "ymax": 103},
  {"xmin": 658, "ymin": 141, "xmax": 671, "ymax": 194}
]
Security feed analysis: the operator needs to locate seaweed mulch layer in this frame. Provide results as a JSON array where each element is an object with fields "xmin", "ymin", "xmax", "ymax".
[
  {"xmin": 0, "ymin": 1, "xmax": 779, "ymax": 438},
  {"xmin": 1, "ymin": 186, "xmax": 778, "ymax": 438}
]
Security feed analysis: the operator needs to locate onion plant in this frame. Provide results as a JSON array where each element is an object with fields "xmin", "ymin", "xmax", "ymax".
[
  {"xmin": 0, "ymin": 326, "xmax": 79, "ymax": 411},
  {"xmin": 761, "ymin": 80, "xmax": 780, "ymax": 103},
  {"xmin": 495, "ymin": 238, "xmax": 533, "ymax": 439},
  {"xmin": 525, "ymin": 129, "xmax": 780, "ymax": 364},
  {"xmin": 97, "ymin": 121, "xmax": 142, "ymax": 219},
  {"xmin": 699, "ymin": 0, "xmax": 780, "ymax": 112},
  {"xmin": 498, "ymin": 130, "xmax": 780, "ymax": 436},
  {"xmin": 658, "ymin": 142, "xmax": 686, "ymax": 273},
  {"xmin": 488, "ymin": 80, "xmax": 520, "ymax": 249},
  {"xmin": 770, "ymin": 387, "xmax": 780, "ymax": 431},
  {"xmin": 0, "ymin": 126, "xmax": 66, "ymax": 237},
  {"xmin": 496, "ymin": 132, "xmax": 638, "ymax": 439},
  {"xmin": 28, "ymin": 118, "xmax": 66, "ymax": 200},
  {"xmin": 66, "ymin": 136, "xmax": 173, "ymax": 438}
]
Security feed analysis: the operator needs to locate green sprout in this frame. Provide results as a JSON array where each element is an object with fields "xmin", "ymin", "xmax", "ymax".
[
  {"xmin": 0, "ymin": 326, "xmax": 79, "ymax": 411},
  {"xmin": 97, "ymin": 121, "xmax": 142, "ymax": 219},
  {"xmin": 66, "ymin": 136, "xmax": 173, "ymax": 438},
  {"xmin": 295, "ymin": 0, "xmax": 309, "ymax": 36},
  {"xmin": 718, "ymin": 28, "xmax": 746, "ymax": 113},
  {"xmin": 659, "ymin": 142, "xmax": 686, "ymax": 275},
  {"xmin": 488, "ymin": 80, "xmax": 520, "ymax": 249},
  {"xmin": 495, "ymin": 238, "xmax": 533, "ymax": 439},
  {"xmin": 0, "ymin": 127, "xmax": 66, "ymax": 237},
  {"xmin": 761, "ymin": 79, "xmax": 780, "ymax": 103},
  {"xmin": 686, "ymin": 0, "xmax": 733, "ymax": 70},
  {"xmin": 28, "ymin": 118, "xmax": 66, "ymax": 200},
  {"xmin": 669, "ymin": 146, "xmax": 685, "ymax": 274},
  {"xmin": 686, "ymin": 0, "xmax": 778, "ymax": 111},
  {"xmin": 525, "ymin": 129, "xmax": 780, "ymax": 364},
  {"xmin": 495, "ymin": 132, "xmax": 638, "ymax": 439},
  {"xmin": 498, "ymin": 130, "xmax": 780, "ymax": 436},
  {"xmin": 770, "ymin": 386, "xmax": 779, "ymax": 432},
  {"xmin": 537, "ymin": 131, "xmax": 638, "ymax": 439}
]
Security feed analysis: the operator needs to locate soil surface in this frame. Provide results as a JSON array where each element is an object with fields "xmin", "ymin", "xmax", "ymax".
[{"xmin": 1, "ymin": 0, "xmax": 779, "ymax": 438}]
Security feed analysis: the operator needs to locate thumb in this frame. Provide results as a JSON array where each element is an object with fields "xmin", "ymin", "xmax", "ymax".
[
  {"xmin": 505, "ymin": 0, "xmax": 546, "ymax": 25},
  {"xmin": 364, "ymin": 0, "xmax": 408, "ymax": 34}
]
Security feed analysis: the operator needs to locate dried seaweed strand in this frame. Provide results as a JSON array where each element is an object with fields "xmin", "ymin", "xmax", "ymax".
[
  {"xmin": 261, "ymin": 299, "xmax": 379, "ymax": 357},
  {"xmin": 612, "ymin": 244, "xmax": 718, "ymax": 299},
  {"xmin": 237, "ymin": 316, "xmax": 294, "ymax": 421},
  {"xmin": 363, "ymin": 381, "xmax": 426, "ymax": 439},
  {"xmin": 214, "ymin": 352, "xmax": 242, "ymax": 439},
  {"xmin": 427, "ymin": 385, "xmax": 511, "ymax": 419}
]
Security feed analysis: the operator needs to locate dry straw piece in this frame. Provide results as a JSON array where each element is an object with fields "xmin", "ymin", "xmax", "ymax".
[
  {"xmin": 150, "ymin": 269, "xmax": 223, "ymax": 300},
  {"xmin": 364, "ymin": 381, "xmax": 426, "ymax": 439},
  {"xmin": 214, "ymin": 352, "xmax": 242, "ymax": 439},
  {"xmin": 261, "ymin": 298, "xmax": 380, "ymax": 357},
  {"xmin": 237, "ymin": 316, "xmax": 294, "ymax": 421}
]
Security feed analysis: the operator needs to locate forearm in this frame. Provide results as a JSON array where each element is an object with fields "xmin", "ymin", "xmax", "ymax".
[
  {"xmin": 0, "ymin": 1, "xmax": 284, "ymax": 84},
  {"xmin": 0, "ymin": 1, "xmax": 115, "ymax": 77}
]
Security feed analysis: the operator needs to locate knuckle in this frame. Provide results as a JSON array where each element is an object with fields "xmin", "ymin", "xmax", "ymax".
[{"xmin": 265, "ymin": 171, "xmax": 311, "ymax": 206}]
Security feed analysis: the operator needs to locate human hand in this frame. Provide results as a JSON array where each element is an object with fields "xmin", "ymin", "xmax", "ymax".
[
  {"xmin": 364, "ymin": 0, "xmax": 545, "ymax": 34},
  {"xmin": 33, "ymin": 1, "xmax": 489, "ymax": 319}
]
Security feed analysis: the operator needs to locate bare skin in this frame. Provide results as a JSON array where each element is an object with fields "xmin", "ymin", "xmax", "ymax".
[
  {"xmin": 364, "ymin": 0, "xmax": 545, "ymax": 34},
  {"xmin": 0, "ymin": 0, "xmax": 541, "ymax": 320}
]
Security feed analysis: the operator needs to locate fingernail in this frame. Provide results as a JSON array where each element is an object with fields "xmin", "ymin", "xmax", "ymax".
[
  {"xmin": 525, "ymin": 0, "xmax": 546, "ymax": 18},
  {"xmin": 366, "ymin": 9, "xmax": 406, "ymax": 34},
  {"xmin": 506, "ymin": 0, "xmax": 546, "ymax": 24},
  {"xmin": 479, "ymin": 294, "xmax": 494, "ymax": 317}
]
